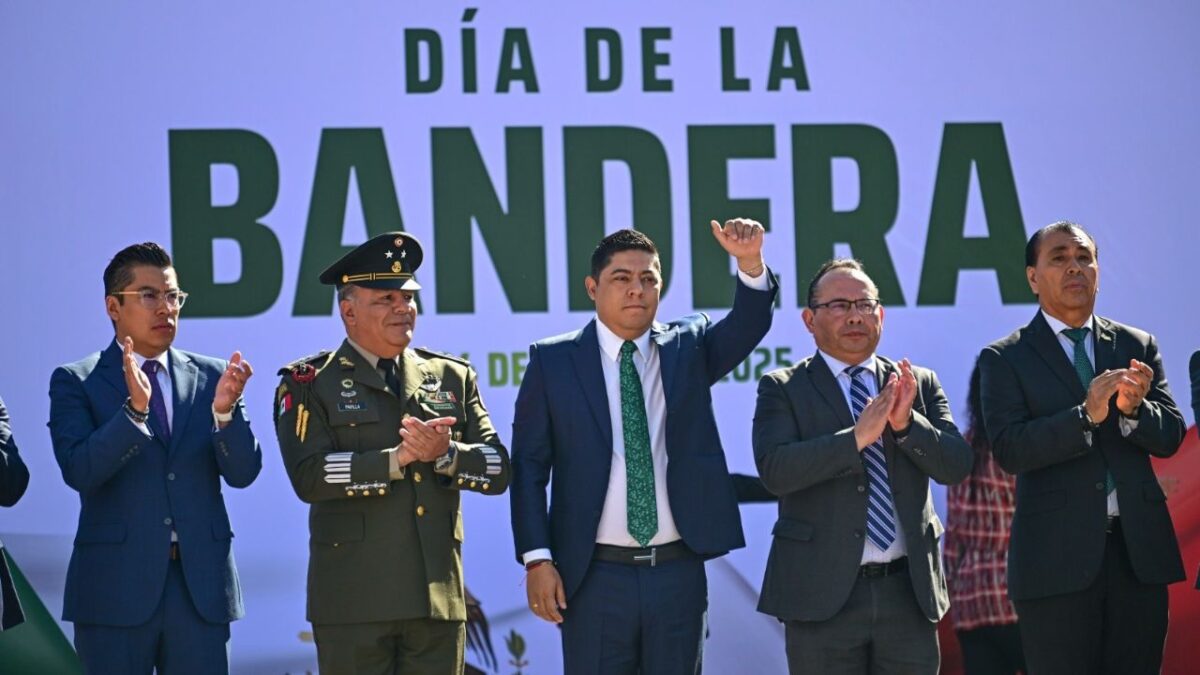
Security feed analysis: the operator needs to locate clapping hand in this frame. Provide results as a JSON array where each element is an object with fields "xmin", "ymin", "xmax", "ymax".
[
  {"xmin": 214, "ymin": 351, "xmax": 253, "ymax": 417},
  {"xmin": 121, "ymin": 336, "xmax": 152, "ymax": 413}
]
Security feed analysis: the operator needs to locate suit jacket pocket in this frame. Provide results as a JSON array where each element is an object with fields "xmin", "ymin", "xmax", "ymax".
[
  {"xmin": 312, "ymin": 513, "xmax": 365, "ymax": 546},
  {"xmin": 75, "ymin": 522, "xmax": 126, "ymax": 544},
  {"xmin": 1019, "ymin": 489, "xmax": 1066, "ymax": 516},
  {"xmin": 772, "ymin": 518, "xmax": 814, "ymax": 542}
]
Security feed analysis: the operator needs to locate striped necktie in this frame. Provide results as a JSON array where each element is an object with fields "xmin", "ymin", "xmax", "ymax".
[
  {"xmin": 1062, "ymin": 327, "xmax": 1115, "ymax": 494},
  {"xmin": 846, "ymin": 366, "xmax": 897, "ymax": 550}
]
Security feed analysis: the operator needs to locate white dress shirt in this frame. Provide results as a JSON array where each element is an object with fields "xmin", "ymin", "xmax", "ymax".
[
  {"xmin": 522, "ymin": 268, "xmax": 770, "ymax": 564},
  {"xmin": 817, "ymin": 350, "xmax": 907, "ymax": 564},
  {"xmin": 1039, "ymin": 311, "xmax": 1136, "ymax": 517}
]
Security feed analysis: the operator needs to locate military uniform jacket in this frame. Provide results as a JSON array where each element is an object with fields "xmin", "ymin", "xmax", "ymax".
[{"xmin": 275, "ymin": 340, "xmax": 509, "ymax": 625}]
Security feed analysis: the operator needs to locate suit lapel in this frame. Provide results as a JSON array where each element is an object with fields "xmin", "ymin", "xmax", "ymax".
[
  {"xmin": 1093, "ymin": 316, "xmax": 1119, "ymax": 374},
  {"xmin": 1026, "ymin": 312, "xmax": 1087, "ymax": 400},
  {"xmin": 650, "ymin": 322, "xmax": 679, "ymax": 412},
  {"xmin": 96, "ymin": 341, "xmax": 128, "ymax": 399},
  {"xmin": 806, "ymin": 353, "xmax": 855, "ymax": 430},
  {"xmin": 571, "ymin": 320, "xmax": 613, "ymax": 450},
  {"xmin": 338, "ymin": 340, "xmax": 391, "ymax": 396},
  {"xmin": 167, "ymin": 348, "xmax": 198, "ymax": 456},
  {"xmin": 402, "ymin": 349, "xmax": 429, "ymax": 411}
]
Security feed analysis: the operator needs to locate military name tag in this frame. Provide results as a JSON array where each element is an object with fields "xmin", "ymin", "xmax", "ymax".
[
  {"xmin": 425, "ymin": 401, "xmax": 457, "ymax": 412},
  {"xmin": 338, "ymin": 402, "xmax": 367, "ymax": 412}
]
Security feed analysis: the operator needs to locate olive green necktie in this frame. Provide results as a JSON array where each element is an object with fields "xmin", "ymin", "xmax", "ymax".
[
  {"xmin": 1063, "ymin": 327, "xmax": 1115, "ymax": 494},
  {"xmin": 620, "ymin": 341, "xmax": 658, "ymax": 546}
]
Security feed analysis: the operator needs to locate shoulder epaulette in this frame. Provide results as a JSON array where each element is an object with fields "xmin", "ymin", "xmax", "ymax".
[
  {"xmin": 277, "ymin": 350, "xmax": 335, "ymax": 379},
  {"xmin": 414, "ymin": 347, "xmax": 471, "ymax": 366}
]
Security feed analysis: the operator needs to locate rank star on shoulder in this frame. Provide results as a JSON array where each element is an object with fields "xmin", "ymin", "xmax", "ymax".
[{"xmin": 385, "ymin": 251, "xmax": 393, "ymax": 259}]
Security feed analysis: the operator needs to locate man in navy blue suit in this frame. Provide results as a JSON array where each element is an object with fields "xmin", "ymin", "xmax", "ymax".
[
  {"xmin": 511, "ymin": 221, "xmax": 777, "ymax": 674},
  {"xmin": 48, "ymin": 242, "xmax": 262, "ymax": 674}
]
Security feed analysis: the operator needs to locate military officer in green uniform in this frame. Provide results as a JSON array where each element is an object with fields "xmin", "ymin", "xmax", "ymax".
[{"xmin": 274, "ymin": 232, "xmax": 510, "ymax": 675}]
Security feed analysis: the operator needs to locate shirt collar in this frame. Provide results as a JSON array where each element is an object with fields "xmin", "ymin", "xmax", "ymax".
[
  {"xmin": 595, "ymin": 317, "xmax": 653, "ymax": 363},
  {"xmin": 115, "ymin": 339, "xmax": 170, "ymax": 375},
  {"xmin": 1040, "ymin": 310, "xmax": 1095, "ymax": 337},
  {"xmin": 346, "ymin": 338, "xmax": 400, "ymax": 371},
  {"xmin": 818, "ymin": 349, "xmax": 877, "ymax": 380}
]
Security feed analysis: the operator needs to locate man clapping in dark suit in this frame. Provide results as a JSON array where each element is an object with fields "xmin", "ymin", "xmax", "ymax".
[
  {"xmin": 979, "ymin": 221, "xmax": 1186, "ymax": 674},
  {"xmin": 48, "ymin": 242, "xmax": 261, "ymax": 674},
  {"xmin": 511, "ymin": 221, "xmax": 776, "ymax": 675},
  {"xmin": 753, "ymin": 258, "xmax": 972, "ymax": 674}
]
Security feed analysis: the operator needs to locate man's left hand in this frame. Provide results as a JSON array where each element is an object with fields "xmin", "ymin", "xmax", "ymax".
[
  {"xmin": 400, "ymin": 416, "xmax": 456, "ymax": 462},
  {"xmin": 214, "ymin": 351, "xmax": 253, "ymax": 422},
  {"xmin": 1116, "ymin": 358, "xmax": 1153, "ymax": 416},
  {"xmin": 710, "ymin": 218, "xmax": 766, "ymax": 275},
  {"xmin": 888, "ymin": 358, "xmax": 917, "ymax": 434}
]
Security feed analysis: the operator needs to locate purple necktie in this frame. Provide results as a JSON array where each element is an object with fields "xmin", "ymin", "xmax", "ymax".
[{"xmin": 141, "ymin": 360, "xmax": 171, "ymax": 444}]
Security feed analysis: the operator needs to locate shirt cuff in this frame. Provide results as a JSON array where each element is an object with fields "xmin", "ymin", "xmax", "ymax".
[
  {"xmin": 522, "ymin": 549, "xmax": 553, "ymax": 566},
  {"xmin": 125, "ymin": 411, "xmax": 153, "ymax": 438},
  {"xmin": 1119, "ymin": 414, "xmax": 1139, "ymax": 437},
  {"xmin": 736, "ymin": 266, "xmax": 770, "ymax": 290},
  {"xmin": 387, "ymin": 448, "xmax": 406, "ymax": 480}
]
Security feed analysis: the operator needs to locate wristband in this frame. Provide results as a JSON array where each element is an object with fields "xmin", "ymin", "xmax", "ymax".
[
  {"xmin": 525, "ymin": 559, "xmax": 554, "ymax": 572},
  {"xmin": 124, "ymin": 398, "xmax": 149, "ymax": 424}
]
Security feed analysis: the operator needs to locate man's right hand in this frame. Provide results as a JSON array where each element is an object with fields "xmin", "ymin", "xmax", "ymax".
[
  {"xmin": 1085, "ymin": 369, "xmax": 1135, "ymax": 424},
  {"xmin": 526, "ymin": 562, "xmax": 566, "ymax": 624},
  {"xmin": 122, "ymin": 336, "xmax": 151, "ymax": 413},
  {"xmin": 853, "ymin": 375, "xmax": 897, "ymax": 451}
]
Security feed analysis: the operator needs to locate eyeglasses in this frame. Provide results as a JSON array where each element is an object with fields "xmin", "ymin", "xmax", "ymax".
[
  {"xmin": 809, "ymin": 298, "xmax": 880, "ymax": 316},
  {"xmin": 110, "ymin": 289, "xmax": 189, "ymax": 310}
]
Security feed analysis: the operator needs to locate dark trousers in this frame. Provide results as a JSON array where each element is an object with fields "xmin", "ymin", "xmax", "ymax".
[
  {"xmin": 74, "ymin": 559, "xmax": 230, "ymax": 675},
  {"xmin": 562, "ymin": 557, "xmax": 707, "ymax": 675},
  {"xmin": 784, "ymin": 570, "xmax": 939, "ymax": 675},
  {"xmin": 1013, "ymin": 521, "xmax": 1168, "ymax": 675},
  {"xmin": 313, "ymin": 617, "xmax": 465, "ymax": 675},
  {"xmin": 956, "ymin": 624, "xmax": 1025, "ymax": 675}
]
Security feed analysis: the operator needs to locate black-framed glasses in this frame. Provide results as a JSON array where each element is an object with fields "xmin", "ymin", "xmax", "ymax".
[
  {"xmin": 809, "ymin": 298, "xmax": 880, "ymax": 316},
  {"xmin": 110, "ymin": 289, "xmax": 189, "ymax": 310}
]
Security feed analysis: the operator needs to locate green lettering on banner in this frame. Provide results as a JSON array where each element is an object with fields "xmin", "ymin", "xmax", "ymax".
[
  {"xmin": 169, "ymin": 129, "xmax": 282, "ymax": 317},
  {"xmin": 432, "ymin": 128, "xmax": 547, "ymax": 313},
  {"xmin": 405, "ymin": 29, "xmax": 443, "ymax": 94},
  {"xmin": 488, "ymin": 352, "xmax": 508, "ymax": 387},
  {"xmin": 918, "ymin": 123, "xmax": 1033, "ymax": 305},
  {"xmin": 792, "ymin": 124, "xmax": 904, "ymax": 306},
  {"xmin": 687, "ymin": 125, "xmax": 775, "ymax": 309},
  {"xmin": 719, "ymin": 28, "xmax": 750, "ymax": 92},
  {"xmin": 585, "ymin": 28, "xmax": 622, "ymax": 92},
  {"xmin": 767, "ymin": 27, "xmax": 809, "ymax": 91},
  {"xmin": 641, "ymin": 28, "xmax": 672, "ymax": 92},
  {"xmin": 461, "ymin": 9, "xmax": 479, "ymax": 94},
  {"xmin": 564, "ymin": 126, "xmax": 673, "ymax": 310},
  {"xmin": 293, "ymin": 129, "xmax": 406, "ymax": 316},
  {"xmin": 497, "ymin": 29, "xmax": 539, "ymax": 92}
]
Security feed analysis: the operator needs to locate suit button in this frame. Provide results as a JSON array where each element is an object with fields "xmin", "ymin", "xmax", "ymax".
[
  {"xmin": 857, "ymin": 485, "xmax": 866, "ymax": 493},
  {"xmin": 416, "ymin": 505, "xmax": 425, "ymax": 516},
  {"xmin": 853, "ymin": 530, "xmax": 863, "ymax": 539},
  {"xmin": 164, "ymin": 517, "xmax": 173, "ymax": 526},
  {"xmin": 167, "ymin": 473, "xmax": 176, "ymax": 481},
  {"xmin": 1095, "ymin": 482, "xmax": 1105, "ymax": 491},
  {"xmin": 414, "ymin": 472, "xmax": 423, "ymax": 483}
]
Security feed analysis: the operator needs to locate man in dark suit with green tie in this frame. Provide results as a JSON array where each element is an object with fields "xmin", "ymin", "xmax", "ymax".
[{"xmin": 979, "ymin": 221, "xmax": 1187, "ymax": 674}]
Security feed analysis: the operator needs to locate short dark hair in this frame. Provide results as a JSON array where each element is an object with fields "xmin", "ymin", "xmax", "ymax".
[
  {"xmin": 104, "ymin": 242, "xmax": 173, "ymax": 302},
  {"xmin": 589, "ymin": 229, "xmax": 659, "ymax": 280},
  {"xmin": 1025, "ymin": 220, "xmax": 1098, "ymax": 268},
  {"xmin": 806, "ymin": 258, "xmax": 876, "ymax": 307}
]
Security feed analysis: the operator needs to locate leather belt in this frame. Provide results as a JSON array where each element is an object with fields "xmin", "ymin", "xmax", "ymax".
[
  {"xmin": 593, "ymin": 540, "xmax": 696, "ymax": 567},
  {"xmin": 858, "ymin": 556, "xmax": 907, "ymax": 578},
  {"xmin": 1106, "ymin": 516, "xmax": 1120, "ymax": 534},
  {"xmin": 169, "ymin": 542, "xmax": 181, "ymax": 561}
]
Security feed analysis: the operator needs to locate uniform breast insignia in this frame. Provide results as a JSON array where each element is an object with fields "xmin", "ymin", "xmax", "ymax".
[
  {"xmin": 419, "ymin": 373, "xmax": 441, "ymax": 392},
  {"xmin": 338, "ymin": 356, "xmax": 356, "ymax": 370}
]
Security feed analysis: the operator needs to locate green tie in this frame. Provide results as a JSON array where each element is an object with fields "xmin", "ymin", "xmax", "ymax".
[
  {"xmin": 620, "ymin": 341, "xmax": 658, "ymax": 546},
  {"xmin": 1063, "ymin": 327, "xmax": 1115, "ymax": 494}
]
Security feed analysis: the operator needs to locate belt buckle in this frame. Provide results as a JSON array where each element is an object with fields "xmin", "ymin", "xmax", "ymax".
[{"xmin": 632, "ymin": 547, "xmax": 657, "ymax": 567}]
